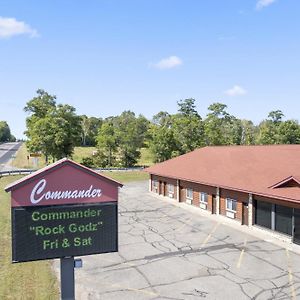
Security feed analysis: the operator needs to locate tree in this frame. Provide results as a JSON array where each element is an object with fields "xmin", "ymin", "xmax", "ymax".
[
  {"xmin": 278, "ymin": 120, "xmax": 300, "ymax": 144},
  {"xmin": 135, "ymin": 114, "xmax": 150, "ymax": 148},
  {"xmin": 81, "ymin": 115, "xmax": 90, "ymax": 146},
  {"xmin": 114, "ymin": 111, "xmax": 142, "ymax": 167},
  {"xmin": 0, "ymin": 121, "xmax": 12, "ymax": 142},
  {"xmin": 240, "ymin": 120, "xmax": 257, "ymax": 145},
  {"xmin": 224, "ymin": 117, "xmax": 243, "ymax": 145},
  {"xmin": 204, "ymin": 103, "xmax": 231, "ymax": 145},
  {"xmin": 51, "ymin": 104, "xmax": 82, "ymax": 159},
  {"xmin": 148, "ymin": 112, "xmax": 177, "ymax": 162},
  {"xmin": 95, "ymin": 122, "xmax": 117, "ymax": 167},
  {"xmin": 80, "ymin": 116, "xmax": 102, "ymax": 146},
  {"xmin": 172, "ymin": 98, "xmax": 205, "ymax": 153},
  {"xmin": 257, "ymin": 120, "xmax": 278, "ymax": 144},
  {"xmin": 256, "ymin": 110, "xmax": 284, "ymax": 145},
  {"xmin": 94, "ymin": 111, "xmax": 149, "ymax": 167},
  {"xmin": 152, "ymin": 111, "xmax": 172, "ymax": 127},
  {"xmin": 177, "ymin": 98, "xmax": 198, "ymax": 116},
  {"xmin": 268, "ymin": 110, "xmax": 284, "ymax": 124},
  {"xmin": 24, "ymin": 89, "xmax": 56, "ymax": 118},
  {"xmin": 24, "ymin": 90, "xmax": 81, "ymax": 161}
]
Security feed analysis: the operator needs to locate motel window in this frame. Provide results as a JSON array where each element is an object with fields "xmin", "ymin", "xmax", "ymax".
[
  {"xmin": 186, "ymin": 188, "xmax": 193, "ymax": 200},
  {"xmin": 200, "ymin": 192, "xmax": 208, "ymax": 204},
  {"xmin": 226, "ymin": 198, "xmax": 237, "ymax": 212},
  {"xmin": 153, "ymin": 180, "xmax": 158, "ymax": 192},
  {"xmin": 168, "ymin": 184, "xmax": 174, "ymax": 194}
]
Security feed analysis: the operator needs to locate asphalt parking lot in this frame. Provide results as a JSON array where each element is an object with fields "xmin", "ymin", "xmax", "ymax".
[{"xmin": 67, "ymin": 181, "xmax": 300, "ymax": 300}]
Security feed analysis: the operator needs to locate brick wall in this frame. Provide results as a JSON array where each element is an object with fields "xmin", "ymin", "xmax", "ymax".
[
  {"xmin": 220, "ymin": 196, "xmax": 226, "ymax": 216},
  {"xmin": 236, "ymin": 201, "xmax": 243, "ymax": 221},
  {"xmin": 151, "ymin": 176, "xmax": 219, "ymax": 211},
  {"xmin": 207, "ymin": 194, "xmax": 213, "ymax": 211},
  {"xmin": 149, "ymin": 173, "xmax": 300, "ymax": 230},
  {"xmin": 151, "ymin": 175, "xmax": 178, "ymax": 200},
  {"xmin": 179, "ymin": 186, "xmax": 186, "ymax": 202},
  {"xmin": 220, "ymin": 188, "xmax": 249, "ymax": 223},
  {"xmin": 179, "ymin": 180, "xmax": 216, "ymax": 211}
]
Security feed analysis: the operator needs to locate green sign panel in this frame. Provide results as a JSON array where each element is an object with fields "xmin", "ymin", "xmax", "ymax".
[{"xmin": 12, "ymin": 203, "xmax": 117, "ymax": 262}]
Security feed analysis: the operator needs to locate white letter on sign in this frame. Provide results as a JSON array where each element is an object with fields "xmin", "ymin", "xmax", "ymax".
[{"xmin": 30, "ymin": 179, "xmax": 46, "ymax": 204}]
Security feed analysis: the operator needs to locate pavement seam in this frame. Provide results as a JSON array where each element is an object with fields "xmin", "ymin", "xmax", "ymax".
[
  {"xmin": 286, "ymin": 248, "xmax": 296, "ymax": 300},
  {"xmin": 237, "ymin": 238, "xmax": 247, "ymax": 269},
  {"xmin": 201, "ymin": 222, "xmax": 220, "ymax": 247},
  {"xmin": 177, "ymin": 216, "xmax": 194, "ymax": 232}
]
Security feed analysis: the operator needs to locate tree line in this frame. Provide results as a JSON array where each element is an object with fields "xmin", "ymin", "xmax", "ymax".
[
  {"xmin": 24, "ymin": 90, "xmax": 300, "ymax": 167},
  {"xmin": 0, "ymin": 121, "xmax": 16, "ymax": 143}
]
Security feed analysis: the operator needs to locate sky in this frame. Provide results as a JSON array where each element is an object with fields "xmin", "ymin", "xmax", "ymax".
[{"xmin": 0, "ymin": 0, "xmax": 299, "ymax": 138}]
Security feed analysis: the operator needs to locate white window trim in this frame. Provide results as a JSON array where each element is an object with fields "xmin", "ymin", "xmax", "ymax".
[
  {"xmin": 168, "ymin": 184, "xmax": 174, "ymax": 194},
  {"xmin": 153, "ymin": 180, "xmax": 158, "ymax": 192},
  {"xmin": 200, "ymin": 192, "xmax": 208, "ymax": 204},
  {"xmin": 226, "ymin": 198, "xmax": 237, "ymax": 213},
  {"xmin": 186, "ymin": 188, "xmax": 193, "ymax": 200}
]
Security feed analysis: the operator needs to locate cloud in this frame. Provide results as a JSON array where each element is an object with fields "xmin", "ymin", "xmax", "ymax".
[
  {"xmin": 151, "ymin": 56, "xmax": 182, "ymax": 70},
  {"xmin": 0, "ymin": 17, "xmax": 38, "ymax": 38},
  {"xmin": 256, "ymin": 0, "xmax": 276, "ymax": 10},
  {"xmin": 224, "ymin": 85, "xmax": 247, "ymax": 96}
]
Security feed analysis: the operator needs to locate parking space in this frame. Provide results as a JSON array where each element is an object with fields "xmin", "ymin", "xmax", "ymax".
[{"xmin": 72, "ymin": 181, "xmax": 300, "ymax": 299}]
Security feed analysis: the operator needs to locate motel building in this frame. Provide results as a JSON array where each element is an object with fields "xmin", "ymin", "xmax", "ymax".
[{"xmin": 145, "ymin": 145, "xmax": 300, "ymax": 244}]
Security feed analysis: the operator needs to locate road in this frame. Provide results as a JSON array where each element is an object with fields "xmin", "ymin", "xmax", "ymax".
[
  {"xmin": 0, "ymin": 142, "xmax": 22, "ymax": 171},
  {"xmin": 55, "ymin": 181, "xmax": 300, "ymax": 300}
]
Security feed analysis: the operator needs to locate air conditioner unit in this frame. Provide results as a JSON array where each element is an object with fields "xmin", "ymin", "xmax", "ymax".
[
  {"xmin": 169, "ymin": 193, "xmax": 174, "ymax": 198},
  {"xmin": 226, "ymin": 211, "xmax": 235, "ymax": 219},
  {"xmin": 200, "ymin": 203, "xmax": 207, "ymax": 210},
  {"xmin": 186, "ymin": 198, "xmax": 192, "ymax": 205}
]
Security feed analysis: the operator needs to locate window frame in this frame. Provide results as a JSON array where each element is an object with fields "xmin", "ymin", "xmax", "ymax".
[
  {"xmin": 153, "ymin": 180, "xmax": 158, "ymax": 192},
  {"xmin": 226, "ymin": 198, "xmax": 237, "ymax": 212},
  {"xmin": 167, "ymin": 184, "xmax": 174, "ymax": 194},
  {"xmin": 186, "ymin": 188, "xmax": 193, "ymax": 200},
  {"xmin": 200, "ymin": 192, "xmax": 208, "ymax": 204}
]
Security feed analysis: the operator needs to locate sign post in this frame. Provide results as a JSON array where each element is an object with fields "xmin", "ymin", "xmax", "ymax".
[
  {"xmin": 5, "ymin": 158, "xmax": 122, "ymax": 299},
  {"xmin": 61, "ymin": 257, "xmax": 75, "ymax": 300}
]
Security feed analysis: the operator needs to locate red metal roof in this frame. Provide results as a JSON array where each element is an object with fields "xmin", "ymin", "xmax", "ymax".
[
  {"xmin": 145, "ymin": 145, "xmax": 300, "ymax": 203},
  {"xmin": 5, "ymin": 158, "xmax": 123, "ymax": 192}
]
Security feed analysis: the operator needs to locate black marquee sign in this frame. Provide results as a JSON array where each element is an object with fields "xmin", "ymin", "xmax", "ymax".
[
  {"xmin": 12, "ymin": 203, "xmax": 118, "ymax": 262},
  {"xmin": 5, "ymin": 159, "xmax": 122, "ymax": 263}
]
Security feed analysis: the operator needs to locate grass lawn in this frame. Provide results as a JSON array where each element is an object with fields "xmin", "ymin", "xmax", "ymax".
[
  {"xmin": 13, "ymin": 144, "xmax": 96, "ymax": 169},
  {"xmin": 13, "ymin": 143, "xmax": 46, "ymax": 169},
  {"xmin": 72, "ymin": 146, "xmax": 96, "ymax": 163},
  {"xmin": 137, "ymin": 147, "xmax": 154, "ymax": 166},
  {"xmin": 13, "ymin": 144, "xmax": 154, "ymax": 172},
  {"xmin": 0, "ymin": 176, "xmax": 59, "ymax": 299},
  {"xmin": 101, "ymin": 171, "xmax": 149, "ymax": 183}
]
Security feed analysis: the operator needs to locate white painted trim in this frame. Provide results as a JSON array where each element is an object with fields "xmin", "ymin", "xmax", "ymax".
[
  {"xmin": 176, "ymin": 180, "xmax": 180, "ymax": 202},
  {"xmin": 248, "ymin": 193, "xmax": 253, "ymax": 228},
  {"xmin": 216, "ymin": 187, "xmax": 220, "ymax": 215}
]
